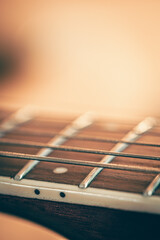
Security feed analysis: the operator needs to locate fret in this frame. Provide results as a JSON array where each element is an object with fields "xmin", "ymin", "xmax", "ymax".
[
  {"xmin": 0, "ymin": 106, "xmax": 34, "ymax": 137},
  {"xmin": 2, "ymin": 108, "xmax": 160, "ymax": 240},
  {"xmin": 79, "ymin": 117, "xmax": 157, "ymax": 189},
  {"xmin": 0, "ymin": 110, "xmax": 160, "ymax": 196},
  {"xmin": 143, "ymin": 174, "xmax": 160, "ymax": 197},
  {"xmin": 14, "ymin": 112, "xmax": 94, "ymax": 180}
]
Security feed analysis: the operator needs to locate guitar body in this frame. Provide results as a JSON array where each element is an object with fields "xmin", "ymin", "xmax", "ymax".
[{"xmin": 0, "ymin": 108, "xmax": 160, "ymax": 240}]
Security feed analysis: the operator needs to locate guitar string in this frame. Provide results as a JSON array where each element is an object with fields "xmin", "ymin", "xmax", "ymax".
[
  {"xmin": 0, "ymin": 150, "xmax": 160, "ymax": 174},
  {"xmin": 79, "ymin": 117, "xmax": 157, "ymax": 189},
  {"xmin": 13, "ymin": 112, "xmax": 95, "ymax": 180},
  {"xmin": 1, "ymin": 110, "xmax": 160, "ymax": 195},
  {"xmin": 0, "ymin": 139, "xmax": 160, "ymax": 161},
  {"xmin": 4, "ymin": 130, "xmax": 160, "ymax": 148}
]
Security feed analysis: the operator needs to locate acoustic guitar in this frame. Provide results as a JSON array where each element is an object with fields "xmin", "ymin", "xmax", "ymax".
[{"xmin": 0, "ymin": 106, "xmax": 160, "ymax": 240}]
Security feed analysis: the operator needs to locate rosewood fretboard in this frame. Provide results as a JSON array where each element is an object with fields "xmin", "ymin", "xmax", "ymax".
[{"xmin": 0, "ymin": 108, "xmax": 160, "ymax": 196}]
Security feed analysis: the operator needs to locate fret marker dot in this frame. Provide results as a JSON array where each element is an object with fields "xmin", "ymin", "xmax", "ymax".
[
  {"xmin": 53, "ymin": 167, "xmax": 68, "ymax": 174},
  {"xmin": 34, "ymin": 189, "xmax": 40, "ymax": 195},
  {"xmin": 60, "ymin": 192, "xmax": 65, "ymax": 198}
]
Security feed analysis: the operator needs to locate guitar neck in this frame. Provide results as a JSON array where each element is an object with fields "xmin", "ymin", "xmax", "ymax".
[{"xmin": 0, "ymin": 107, "xmax": 160, "ymax": 240}]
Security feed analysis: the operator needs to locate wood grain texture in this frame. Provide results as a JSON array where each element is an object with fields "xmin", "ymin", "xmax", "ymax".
[
  {"xmin": 1, "ymin": 109, "xmax": 160, "ymax": 239},
  {"xmin": 0, "ymin": 111, "xmax": 160, "ymax": 195}
]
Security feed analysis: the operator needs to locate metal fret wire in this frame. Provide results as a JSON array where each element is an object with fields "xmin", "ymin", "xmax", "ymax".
[
  {"xmin": 1, "ymin": 110, "xmax": 160, "ymax": 196},
  {"xmin": 0, "ymin": 106, "xmax": 34, "ymax": 137},
  {"xmin": 14, "ymin": 112, "xmax": 94, "ymax": 180},
  {"xmin": 0, "ymin": 150, "xmax": 160, "ymax": 174},
  {"xmin": 6, "ymin": 130, "xmax": 160, "ymax": 148},
  {"xmin": 79, "ymin": 117, "xmax": 157, "ymax": 189},
  {"xmin": 0, "ymin": 138, "xmax": 160, "ymax": 161},
  {"xmin": 143, "ymin": 174, "xmax": 160, "ymax": 196}
]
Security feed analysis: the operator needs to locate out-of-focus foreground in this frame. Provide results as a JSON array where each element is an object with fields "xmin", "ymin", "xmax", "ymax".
[{"xmin": 0, "ymin": 213, "xmax": 67, "ymax": 240}]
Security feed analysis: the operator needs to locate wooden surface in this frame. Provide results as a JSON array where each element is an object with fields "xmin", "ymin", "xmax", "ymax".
[
  {"xmin": 0, "ymin": 109, "xmax": 160, "ymax": 195},
  {"xmin": 1, "ymin": 109, "xmax": 160, "ymax": 239}
]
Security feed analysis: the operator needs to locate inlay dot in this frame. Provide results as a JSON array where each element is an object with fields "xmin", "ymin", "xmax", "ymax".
[
  {"xmin": 53, "ymin": 167, "xmax": 68, "ymax": 174},
  {"xmin": 34, "ymin": 189, "xmax": 40, "ymax": 195},
  {"xmin": 60, "ymin": 192, "xmax": 66, "ymax": 198}
]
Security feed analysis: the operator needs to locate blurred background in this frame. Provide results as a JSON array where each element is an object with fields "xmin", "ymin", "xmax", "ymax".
[
  {"xmin": 0, "ymin": 0, "xmax": 160, "ymax": 239},
  {"xmin": 0, "ymin": 0, "xmax": 160, "ymax": 118}
]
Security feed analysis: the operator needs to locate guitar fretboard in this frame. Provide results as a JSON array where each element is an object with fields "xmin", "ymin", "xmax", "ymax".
[{"xmin": 0, "ymin": 108, "xmax": 160, "ymax": 196}]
